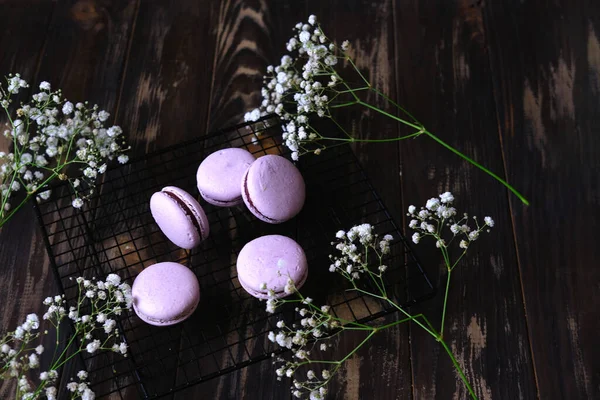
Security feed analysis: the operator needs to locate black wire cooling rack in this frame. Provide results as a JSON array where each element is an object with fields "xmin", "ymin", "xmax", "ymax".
[{"xmin": 33, "ymin": 116, "xmax": 435, "ymax": 399}]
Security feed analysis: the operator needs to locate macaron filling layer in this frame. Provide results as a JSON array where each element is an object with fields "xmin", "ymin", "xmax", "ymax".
[
  {"xmin": 162, "ymin": 189, "xmax": 206, "ymax": 239},
  {"xmin": 199, "ymin": 189, "xmax": 242, "ymax": 207},
  {"xmin": 241, "ymin": 170, "xmax": 278, "ymax": 223}
]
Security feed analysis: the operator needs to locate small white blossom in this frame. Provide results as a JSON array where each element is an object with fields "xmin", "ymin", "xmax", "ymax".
[
  {"xmin": 468, "ymin": 231, "xmax": 479, "ymax": 241},
  {"xmin": 72, "ymin": 198, "xmax": 84, "ymax": 209},
  {"xmin": 439, "ymin": 192, "xmax": 454, "ymax": 203},
  {"xmin": 412, "ymin": 232, "xmax": 420, "ymax": 244},
  {"xmin": 484, "ymin": 216, "xmax": 495, "ymax": 227},
  {"xmin": 425, "ymin": 198, "xmax": 440, "ymax": 211},
  {"xmin": 86, "ymin": 340, "xmax": 101, "ymax": 354}
]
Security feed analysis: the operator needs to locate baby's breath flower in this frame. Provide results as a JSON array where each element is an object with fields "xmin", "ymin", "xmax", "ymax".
[
  {"xmin": 72, "ymin": 198, "xmax": 84, "ymax": 209},
  {"xmin": 0, "ymin": 273, "xmax": 128, "ymax": 398},
  {"xmin": 439, "ymin": 191, "xmax": 454, "ymax": 203},
  {"xmin": 86, "ymin": 339, "xmax": 101, "ymax": 354},
  {"xmin": 0, "ymin": 75, "xmax": 129, "ymax": 226},
  {"xmin": 412, "ymin": 232, "xmax": 421, "ymax": 244}
]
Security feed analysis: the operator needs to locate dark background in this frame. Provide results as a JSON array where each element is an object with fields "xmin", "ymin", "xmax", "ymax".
[{"xmin": 0, "ymin": 0, "xmax": 598, "ymax": 399}]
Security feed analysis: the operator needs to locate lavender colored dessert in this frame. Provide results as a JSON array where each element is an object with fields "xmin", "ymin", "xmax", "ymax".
[
  {"xmin": 236, "ymin": 235, "xmax": 308, "ymax": 299},
  {"xmin": 196, "ymin": 148, "xmax": 256, "ymax": 206},
  {"xmin": 241, "ymin": 155, "xmax": 305, "ymax": 224},
  {"xmin": 150, "ymin": 186, "xmax": 209, "ymax": 249},
  {"xmin": 132, "ymin": 262, "xmax": 200, "ymax": 326}
]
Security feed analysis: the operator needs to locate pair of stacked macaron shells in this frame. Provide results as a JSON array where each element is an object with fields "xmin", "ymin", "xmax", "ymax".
[{"xmin": 132, "ymin": 149, "xmax": 309, "ymax": 326}]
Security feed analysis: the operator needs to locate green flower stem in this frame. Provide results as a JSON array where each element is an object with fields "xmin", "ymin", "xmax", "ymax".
[
  {"xmin": 439, "ymin": 338, "xmax": 478, "ymax": 399},
  {"xmin": 329, "ymin": 100, "xmax": 359, "ymax": 109},
  {"xmin": 350, "ymin": 286, "xmax": 438, "ymax": 338},
  {"xmin": 370, "ymin": 285, "xmax": 476, "ymax": 398},
  {"xmin": 440, "ymin": 268, "xmax": 451, "ymax": 338},
  {"xmin": 345, "ymin": 57, "xmax": 370, "ymax": 87},
  {"xmin": 319, "ymin": 132, "xmax": 421, "ymax": 143},
  {"xmin": 376, "ymin": 313, "xmax": 431, "ymax": 331},
  {"xmin": 326, "ymin": 116, "xmax": 354, "ymax": 140},
  {"xmin": 339, "ymin": 330, "xmax": 376, "ymax": 363},
  {"xmin": 0, "ymin": 170, "xmax": 59, "ymax": 229},
  {"xmin": 52, "ymin": 325, "xmax": 80, "ymax": 369},
  {"xmin": 357, "ymin": 100, "xmax": 424, "ymax": 131},
  {"xmin": 369, "ymin": 86, "xmax": 419, "ymax": 123},
  {"xmin": 329, "ymin": 82, "xmax": 529, "ymax": 205},
  {"xmin": 338, "ymin": 56, "xmax": 529, "ymax": 204},
  {"xmin": 422, "ymin": 130, "xmax": 529, "ymax": 205},
  {"xmin": 336, "ymin": 86, "xmax": 370, "ymax": 95},
  {"xmin": 451, "ymin": 250, "xmax": 468, "ymax": 271}
]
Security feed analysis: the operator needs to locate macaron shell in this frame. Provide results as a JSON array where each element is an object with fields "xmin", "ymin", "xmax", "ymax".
[
  {"xmin": 238, "ymin": 266, "xmax": 308, "ymax": 300},
  {"xmin": 236, "ymin": 235, "xmax": 308, "ymax": 299},
  {"xmin": 197, "ymin": 148, "xmax": 255, "ymax": 206},
  {"xmin": 241, "ymin": 155, "xmax": 305, "ymax": 224},
  {"xmin": 132, "ymin": 262, "xmax": 200, "ymax": 326},
  {"xmin": 162, "ymin": 186, "xmax": 210, "ymax": 241},
  {"xmin": 150, "ymin": 187, "xmax": 209, "ymax": 249}
]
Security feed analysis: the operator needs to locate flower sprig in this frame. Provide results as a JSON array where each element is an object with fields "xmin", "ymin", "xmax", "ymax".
[
  {"xmin": 266, "ymin": 193, "xmax": 493, "ymax": 400},
  {"xmin": 245, "ymin": 15, "xmax": 528, "ymax": 205},
  {"xmin": 0, "ymin": 274, "xmax": 132, "ymax": 400},
  {"xmin": 0, "ymin": 74, "xmax": 130, "ymax": 228}
]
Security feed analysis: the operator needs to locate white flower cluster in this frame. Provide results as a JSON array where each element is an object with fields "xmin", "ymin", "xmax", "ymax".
[
  {"xmin": 0, "ymin": 273, "xmax": 132, "ymax": 399},
  {"xmin": 244, "ymin": 15, "xmax": 351, "ymax": 161},
  {"xmin": 266, "ymin": 293, "xmax": 337, "ymax": 400},
  {"xmin": 328, "ymin": 223, "xmax": 393, "ymax": 280},
  {"xmin": 407, "ymin": 192, "xmax": 494, "ymax": 251},
  {"xmin": 0, "ymin": 74, "xmax": 129, "ymax": 223},
  {"xmin": 263, "ymin": 224, "xmax": 395, "ymax": 399},
  {"xmin": 65, "ymin": 370, "xmax": 95, "ymax": 400}
]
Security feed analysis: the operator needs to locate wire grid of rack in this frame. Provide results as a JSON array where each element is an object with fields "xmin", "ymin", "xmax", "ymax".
[{"xmin": 33, "ymin": 116, "xmax": 435, "ymax": 399}]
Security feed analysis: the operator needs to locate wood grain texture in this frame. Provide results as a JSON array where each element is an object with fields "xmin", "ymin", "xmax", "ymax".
[
  {"xmin": 116, "ymin": 0, "xmax": 218, "ymax": 154},
  {"xmin": 393, "ymin": 1, "xmax": 537, "ymax": 399},
  {"xmin": 0, "ymin": 0, "xmax": 137, "ymax": 398},
  {"xmin": 1, "ymin": 0, "xmax": 598, "ymax": 399},
  {"xmin": 484, "ymin": 0, "xmax": 600, "ymax": 398},
  {"xmin": 174, "ymin": 2, "xmax": 292, "ymax": 399},
  {"xmin": 0, "ymin": 2, "xmax": 56, "ymax": 397},
  {"xmin": 179, "ymin": 1, "xmax": 413, "ymax": 399}
]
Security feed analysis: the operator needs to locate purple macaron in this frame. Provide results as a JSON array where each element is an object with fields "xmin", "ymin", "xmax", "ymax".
[
  {"xmin": 150, "ymin": 186, "xmax": 209, "ymax": 249},
  {"xmin": 236, "ymin": 235, "xmax": 308, "ymax": 299},
  {"xmin": 132, "ymin": 262, "xmax": 200, "ymax": 326},
  {"xmin": 241, "ymin": 155, "xmax": 305, "ymax": 224},
  {"xmin": 196, "ymin": 148, "xmax": 256, "ymax": 206}
]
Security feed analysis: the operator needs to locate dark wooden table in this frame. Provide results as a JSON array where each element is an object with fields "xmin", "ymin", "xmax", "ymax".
[{"xmin": 1, "ymin": 1, "xmax": 598, "ymax": 399}]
